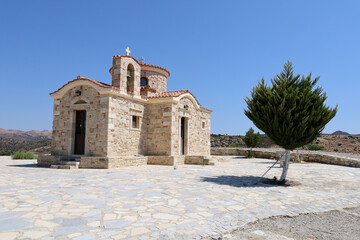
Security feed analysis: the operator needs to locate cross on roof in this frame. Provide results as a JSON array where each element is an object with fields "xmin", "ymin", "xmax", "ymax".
[
  {"xmin": 125, "ymin": 47, "xmax": 130, "ymax": 56},
  {"xmin": 139, "ymin": 57, "xmax": 144, "ymax": 63}
]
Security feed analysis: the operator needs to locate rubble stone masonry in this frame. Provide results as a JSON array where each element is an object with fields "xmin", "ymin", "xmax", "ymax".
[{"xmin": 51, "ymin": 85, "xmax": 109, "ymax": 157}]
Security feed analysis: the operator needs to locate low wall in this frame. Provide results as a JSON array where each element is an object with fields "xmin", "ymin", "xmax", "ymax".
[
  {"xmin": 211, "ymin": 148, "xmax": 360, "ymax": 168},
  {"xmin": 184, "ymin": 156, "xmax": 211, "ymax": 165},
  {"xmin": 108, "ymin": 156, "xmax": 147, "ymax": 168},
  {"xmin": 37, "ymin": 155, "xmax": 62, "ymax": 167},
  {"xmin": 147, "ymin": 156, "xmax": 174, "ymax": 166},
  {"xmin": 80, "ymin": 156, "xmax": 148, "ymax": 169},
  {"xmin": 301, "ymin": 154, "xmax": 360, "ymax": 168},
  {"xmin": 79, "ymin": 157, "xmax": 108, "ymax": 169}
]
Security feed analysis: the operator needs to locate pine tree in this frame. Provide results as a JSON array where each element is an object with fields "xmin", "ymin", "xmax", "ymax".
[
  {"xmin": 244, "ymin": 61, "xmax": 337, "ymax": 182},
  {"xmin": 243, "ymin": 128, "xmax": 261, "ymax": 158}
]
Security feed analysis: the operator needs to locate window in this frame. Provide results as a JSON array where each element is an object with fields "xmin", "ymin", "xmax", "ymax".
[
  {"xmin": 140, "ymin": 77, "xmax": 148, "ymax": 87},
  {"xmin": 202, "ymin": 121, "xmax": 206, "ymax": 129},
  {"xmin": 132, "ymin": 115, "xmax": 140, "ymax": 129}
]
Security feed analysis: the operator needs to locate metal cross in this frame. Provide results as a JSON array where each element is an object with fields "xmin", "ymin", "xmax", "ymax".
[
  {"xmin": 139, "ymin": 57, "xmax": 144, "ymax": 63},
  {"xmin": 125, "ymin": 47, "xmax": 131, "ymax": 56}
]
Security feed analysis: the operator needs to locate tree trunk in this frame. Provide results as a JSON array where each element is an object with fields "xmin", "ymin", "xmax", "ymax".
[
  {"xmin": 296, "ymin": 149, "xmax": 300, "ymax": 162},
  {"xmin": 279, "ymin": 150, "xmax": 290, "ymax": 182}
]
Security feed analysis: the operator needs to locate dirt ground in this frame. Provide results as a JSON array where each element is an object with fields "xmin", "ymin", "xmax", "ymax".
[{"xmin": 216, "ymin": 206, "xmax": 360, "ymax": 240}]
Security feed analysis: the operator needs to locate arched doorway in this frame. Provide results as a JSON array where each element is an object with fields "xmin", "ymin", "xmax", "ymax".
[{"xmin": 127, "ymin": 64, "xmax": 135, "ymax": 94}]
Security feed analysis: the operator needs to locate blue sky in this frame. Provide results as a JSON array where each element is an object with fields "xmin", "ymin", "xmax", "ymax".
[{"xmin": 0, "ymin": 0, "xmax": 359, "ymax": 134}]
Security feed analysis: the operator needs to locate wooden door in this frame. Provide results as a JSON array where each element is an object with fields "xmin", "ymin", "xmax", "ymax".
[
  {"xmin": 74, "ymin": 110, "xmax": 86, "ymax": 154},
  {"xmin": 181, "ymin": 117, "xmax": 185, "ymax": 155}
]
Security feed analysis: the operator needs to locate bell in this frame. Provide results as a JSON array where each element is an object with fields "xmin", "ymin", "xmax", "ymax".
[{"xmin": 127, "ymin": 70, "xmax": 131, "ymax": 78}]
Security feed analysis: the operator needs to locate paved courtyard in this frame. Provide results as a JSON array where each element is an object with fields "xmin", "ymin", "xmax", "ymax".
[{"xmin": 0, "ymin": 156, "xmax": 359, "ymax": 240}]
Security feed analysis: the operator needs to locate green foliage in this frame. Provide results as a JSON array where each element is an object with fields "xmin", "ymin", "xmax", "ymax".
[
  {"xmin": 0, "ymin": 138, "xmax": 51, "ymax": 154},
  {"xmin": 0, "ymin": 152, "xmax": 12, "ymax": 156},
  {"xmin": 243, "ymin": 128, "xmax": 261, "ymax": 148},
  {"xmin": 247, "ymin": 150, "xmax": 254, "ymax": 158},
  {"xmin": 244, "ymin": 61, "xmax": 337, "ymax": 150},
  {"xmin": 308, "ymin": 144, "xmax": 324, "ymax": 151},
  {"xmin": 12, "ymin": 151, "xmax": 37, "ymax": 159}
]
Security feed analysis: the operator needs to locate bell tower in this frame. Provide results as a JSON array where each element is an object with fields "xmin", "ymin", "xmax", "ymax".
[{"xmin": 111, "ymin": 47, "xmax": 141, "ymax": 97}]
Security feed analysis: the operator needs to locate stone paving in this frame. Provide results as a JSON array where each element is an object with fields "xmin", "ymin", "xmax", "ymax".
[{"xmin": 0, "ymin": 156, "xmax": 360, "ymax": 240}]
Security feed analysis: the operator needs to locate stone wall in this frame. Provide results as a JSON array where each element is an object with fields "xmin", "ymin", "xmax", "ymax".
[
  {"xmin": 211, "ymin": 148, "xmax": 360, "ymax": 168},
  {"xmin": 141, "ymin": 70, "xmax": 167, "ymax": 93},
  {"xmin": 51, "ymin": 85, "xmax": 109, "ymax": 156},
  {"xmin": 79, "ymin": 156, "xmax": 147, "ymax": 169},
  {"xmin": 111, "ymin": 57, "xmax": 141, "ymax": 96},
  {"xmin": 145, "ymin": 102, "xmax": 173, "ymax": 155},
  {"xmin": 147, "ymin": 156, "xmax": 174, "ymax": 165},
  {"xmin": 80, "ymin": 156, "xmax": 108, "ymax": 169},
  {"xmin": 37, "ymin": 155, "xmax": 62, "ymax": 167},
  {"xmin": 184, "ymin": 156, "xmax": 206, "ymax": 165},
  {"xmin": 107, "ymin": 96, "xmax": 146, "ymax": 156},
  {"xmin": 172, "ymin": 97, "xmax": 211, "ymax": 156},
  {"xmin": 108, "ymin": 156, "xmax": 147, "ymax": 168}
]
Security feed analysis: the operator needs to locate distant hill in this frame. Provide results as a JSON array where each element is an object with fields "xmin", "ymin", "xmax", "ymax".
[
  {"xmin": 0, "ymin": 128, "xmax": 52, "ymax": 154},
  {"xmin": 332, "ymin": 130, "xmax": 350, "ymax": 135},
  {"xmin": 0, "ymin": 128, "xmax": 51, "ymax": 141}
]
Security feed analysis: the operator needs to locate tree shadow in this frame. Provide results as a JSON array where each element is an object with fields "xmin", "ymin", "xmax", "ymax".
[{"xmin": 200, "ymin": 175, "xmax": 291, "ymax": 188}]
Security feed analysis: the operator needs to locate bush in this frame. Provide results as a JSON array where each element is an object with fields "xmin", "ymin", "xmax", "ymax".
[
  {"xmin": 308, "ymin": 144, "xmax": 324, "ymax": 151},
  {"xmin": 0, "ymin": 152, "xmax": 12, "ymax": 156},
  {"xmin": 243, "ymin": 128, "xmax": 261, "ymax": 149},
  {"xmin": 247, "ymin": 151, "xmax": 254, "ymax": 158},
  {"xmin": 12, "ymin": 151, "xmax": 37, "ymax": 159}
]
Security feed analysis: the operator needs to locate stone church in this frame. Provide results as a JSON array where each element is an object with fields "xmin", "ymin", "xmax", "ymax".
[{"xmin": 38, "ymin": 48, "xmax": 212, "ymax": 168}]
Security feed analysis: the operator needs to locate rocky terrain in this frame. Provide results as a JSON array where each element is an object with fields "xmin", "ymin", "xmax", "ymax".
[
  {"xmin": 211, "ymin": 131, "xmax": 360, "ymax": 154},
  {"xmin": 0, "ymin": 128, "xmax": 51, "ymax": 154},
  {"xmin": 1, "ymin": 128, "xmax": 359, "ymax": 155}
]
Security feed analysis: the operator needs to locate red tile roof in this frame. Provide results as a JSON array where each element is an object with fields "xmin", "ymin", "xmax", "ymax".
[
  {"xmin": 50, "ymin": 76, "xmax": 115, "ymax": 95},
  {"xmin": 140, "ymin": 85, "xmax": 157, "ymax": 92},
  {"xmin": 50, "ymin": 77, "xmax": 212, "ymax": 112},
  {"xmin": 140, "ymin": 62, "xmax": 170, "ymax": 77},
  {"xmin": 112, "ymin": 55, "xmax": 170, "ymax": 76},
  {"xmin": 149, "ymin": 90, "xmax": 212, "ymax": 112},
  {"xmin": 148, "ymin": 90, "xmax": 190, "ymax": 99}
]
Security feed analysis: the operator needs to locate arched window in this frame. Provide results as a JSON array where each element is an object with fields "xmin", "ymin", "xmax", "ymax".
[
  {"xmin": 126, "ymin": 64, "xmax": 135, "ymax": 94},
  {"xmin": 140, "ymin": 77, "xmax": 148, "ymax": 87}
]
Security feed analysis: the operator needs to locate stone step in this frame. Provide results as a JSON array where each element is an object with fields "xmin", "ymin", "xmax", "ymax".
[
  {"xmin": 59, "ymin": 161, "xmax": 80, "ymax": 166},
  {"xmin": 61, "ymin": 156, "xmax": 81, "ymax": 161},
  {"xmin": 50, "ymin": 165, "xmax": 77, "ymax": 169},
  {"xmin": 203, "ymin": 159, "xmax": 215, "ymax": 165}
]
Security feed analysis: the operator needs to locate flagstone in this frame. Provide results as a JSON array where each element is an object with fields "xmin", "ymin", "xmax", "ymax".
[
  {"xmin": 1, "ymin": 157, "xmax": 360, "ymax": 239},
  {"xmin": 73, "ymin": 233, "xmax": 95, "ymax": 240},
  {"xmin": 103, "ymin": 220, "xmax": 131, "ymax": 229},
  {"xmin": 130, "ymin": 227, "xmax": 150, "ymax": 236},
  {"xmin": 0, "ymin": 218, "xmax": 30, "ymax": 231},
  {"xmin": 103, "ymin": 213, "xmax": 117, "ymax": 220},
  {"xmin": 34, "ymin": 219, "xmax": 59, "ymax": 228},
  {"xmin": 21, "ymin": 230, "xmax": 51, "ymax": 239},
  {"xmin": 0, "ymin": 232, "xmax": 18, "ymax": 240}
]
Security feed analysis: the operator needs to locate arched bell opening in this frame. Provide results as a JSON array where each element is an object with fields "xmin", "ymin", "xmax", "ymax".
[{"xmin": 126, "ymin": 63, "xmax": 135, "ymax": 95}]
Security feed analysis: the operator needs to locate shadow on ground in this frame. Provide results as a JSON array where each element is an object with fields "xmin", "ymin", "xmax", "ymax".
[
  {"xmin": 7, "ymin": 164, "xmax": 40, "ymax": 168},
  {"xmin": 200, "ymin": 175, "xmax": 290, "ymax": 188}
]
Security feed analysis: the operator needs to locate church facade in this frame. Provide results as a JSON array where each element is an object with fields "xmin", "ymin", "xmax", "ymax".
[{"xmin": 38, "ymin": 49, "xmax": 212, "ymax": 168}]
